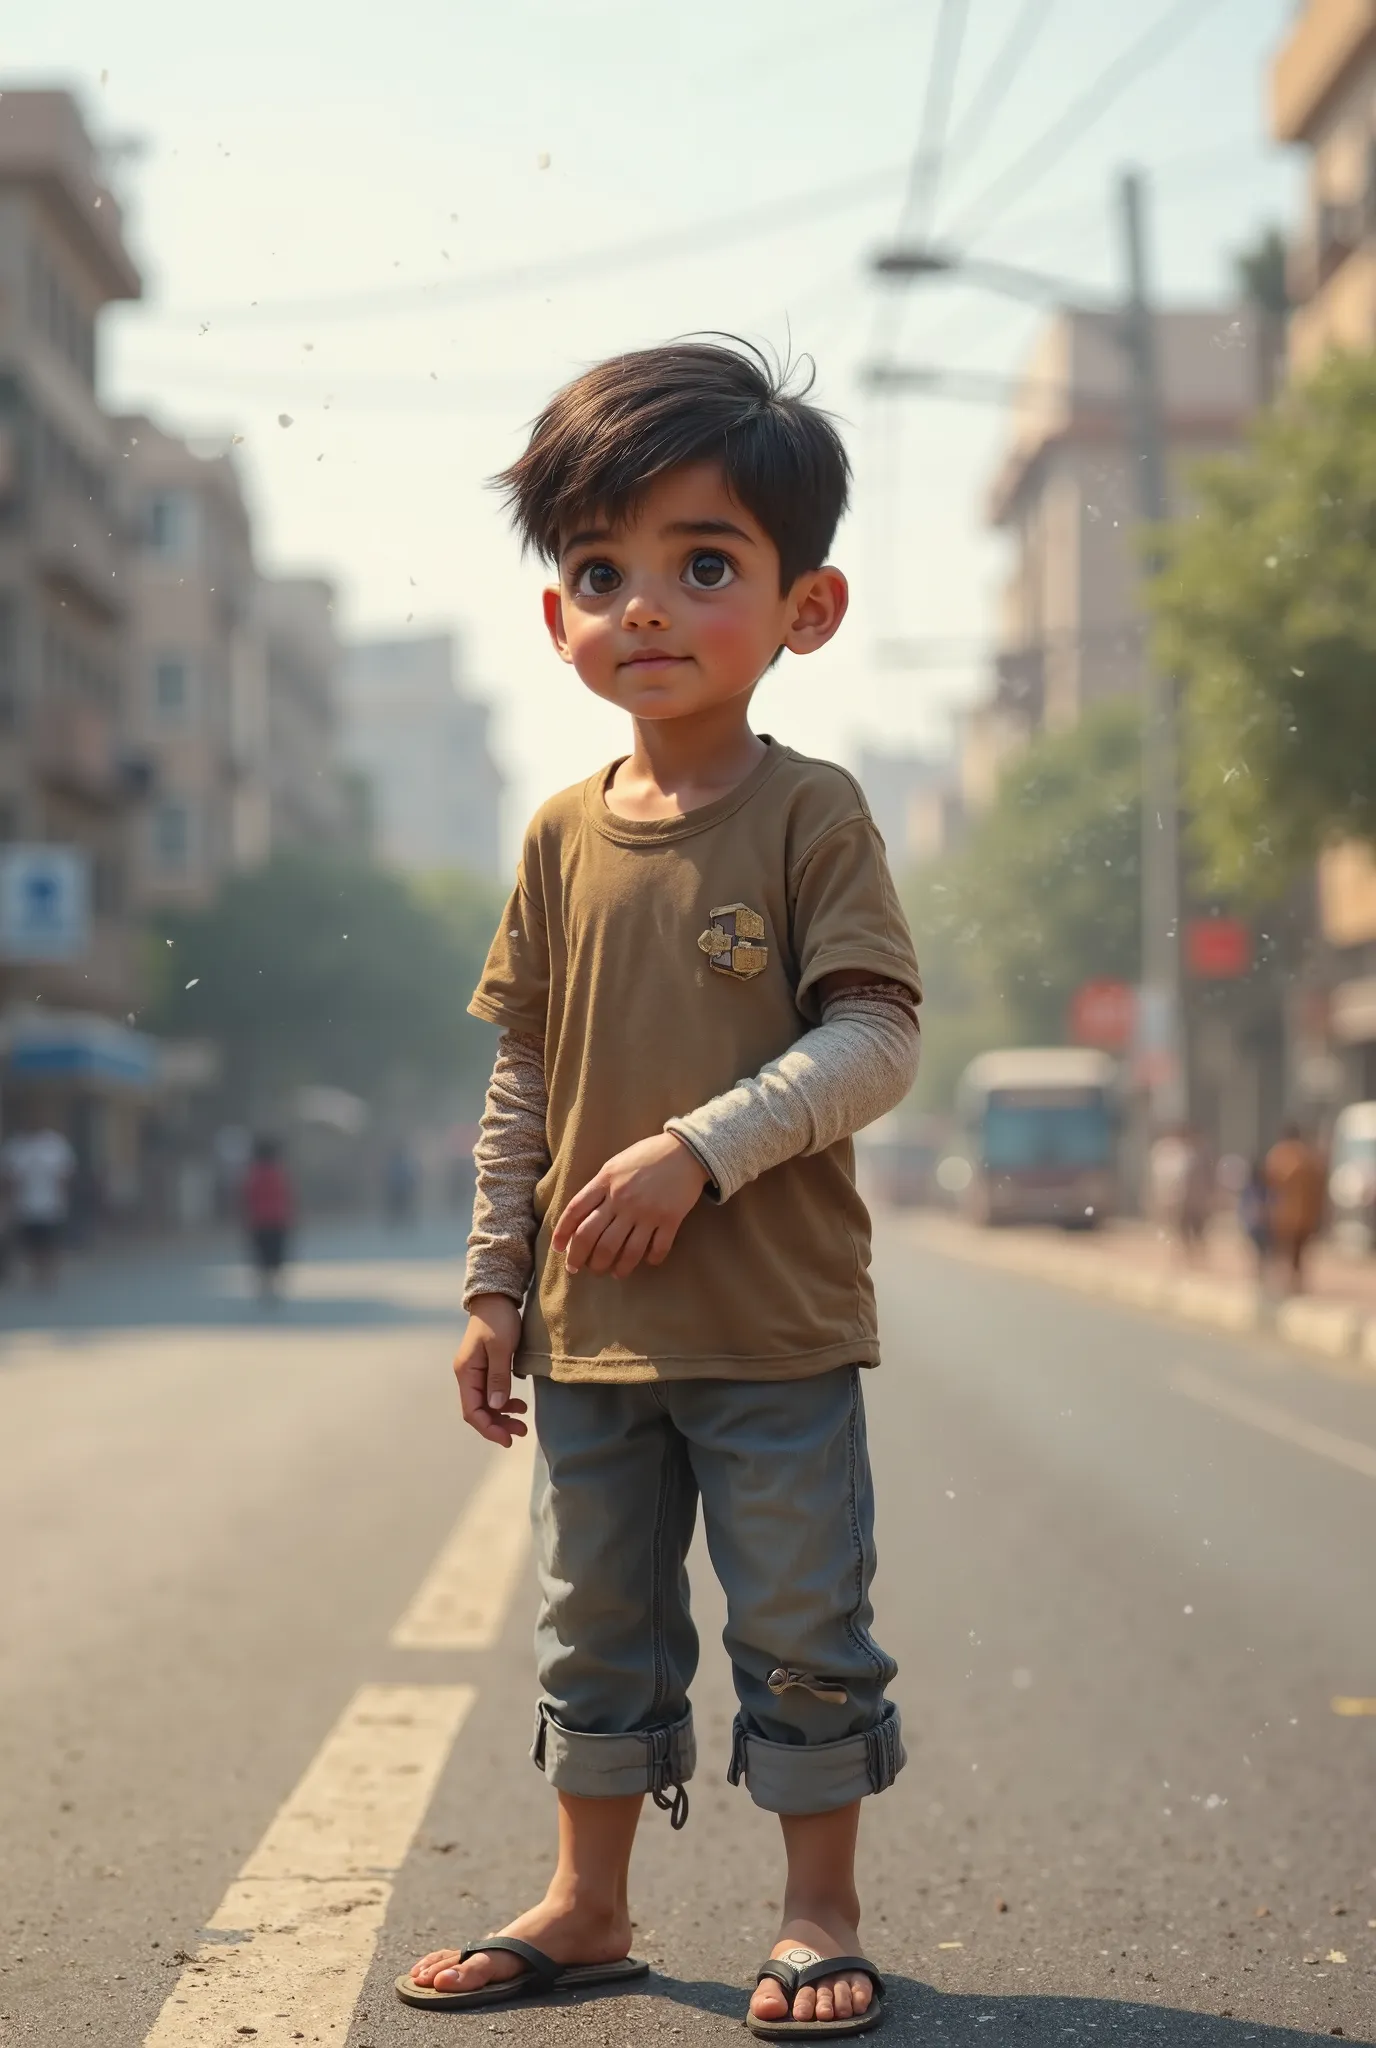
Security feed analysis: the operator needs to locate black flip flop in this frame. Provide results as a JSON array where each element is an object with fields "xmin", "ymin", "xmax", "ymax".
[
  {"xmin": 747, "ymin": 1945, "xmax": 886, "ymax": 2038},
  {"xmin": 395, "ymin": 1935, "xmax": 648, "ymax": 2012}
]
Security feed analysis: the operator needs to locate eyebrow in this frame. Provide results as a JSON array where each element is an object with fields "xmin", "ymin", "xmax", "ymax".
[{"xmin": 559, "ymin": 516, "xmax": 757, "ymax": 558}]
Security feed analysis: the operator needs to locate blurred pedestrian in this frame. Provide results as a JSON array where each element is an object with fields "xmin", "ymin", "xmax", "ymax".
[
  {"xmin": 1149, "ymin": 1123, "xmax": 1212, "ymax": 1261},
  {"xmin": 1238, "ymin": 1157, "xmax": 1271, "ymax": 1279},
  {"xmin": 0, "ymin": 1114, "xmax": 76, "ymax": 1289},
  {"xmin": 384, "ymin": 1140, "xmax": 419, "ymax": 1227},
  {"xmin": 1265, "ymin": 1123, "xmax": 1326, "ymax": 1293},
  {"xmin": 242, "ymin": 1137, "xmax": 294, "ymax": 1301}
]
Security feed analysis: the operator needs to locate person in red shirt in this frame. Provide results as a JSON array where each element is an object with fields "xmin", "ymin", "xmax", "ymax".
[{"xmin": 241, "ymin": 1137, "xmax": 294, "ymax": 1301}]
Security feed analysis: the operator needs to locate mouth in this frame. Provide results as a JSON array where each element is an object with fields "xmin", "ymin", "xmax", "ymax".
[{"xmin": 619, "ymin": 652, "xmax": 689, "ymax": 671}]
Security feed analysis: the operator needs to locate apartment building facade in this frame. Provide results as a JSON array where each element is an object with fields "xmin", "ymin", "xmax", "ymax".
[
  {"xmin": 118, "ymin": 415, "xmax": 265, "ymax": 907},
  {"xmin": 259, "ymin": 575, "xmax": 349, "ymax": 853},
  {"xmin": 983, "ymin": 305, "xmax": 1265, "ymax": 749},
  {"xmin": 339, "ymin": 633, "xmax": 502, "ymax": 877},
  {"xmin": 1272, "ymin": 0, "xmax": 1376, "ymax": 1099},
  {"xmin": 0, "ymin": 89, "xmax": 145, "ymax": 1014}
]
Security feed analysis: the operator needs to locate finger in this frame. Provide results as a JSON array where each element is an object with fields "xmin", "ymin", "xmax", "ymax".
[
  {"xmin": 551, "ymin": 1178, "xmax": 607, "ymax": 1251},
  {"xmin": 585, "ymin": 1214, "xmax": 635, "ymax": 1276},
  {"xmin": 485, "ymin": 1347, "xmax": 514, "ymax": 1411},
  {"xmin": 564, "ymin": 1203, "xmax": 614, "ymax": 1273},
  {"xmin": 644, "ymin": 1222, "xmax": 679, "ymax": 1267},
  {"xmin": 456, "ymin": 1356, "xmax": 490, "ymax": 1425},
  {"xmin": 611, "ymin": 1223, "xmax": 654, "ymax": 1278}
]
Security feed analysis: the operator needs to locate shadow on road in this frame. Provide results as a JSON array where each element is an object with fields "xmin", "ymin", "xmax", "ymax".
[
  {"xmin": 0, "ymin": 1223, "xmax": 469, "ymax": 1340},
  {"xmin": 641, "ymin": 1972, "xmax": 1361, "ymax": 2044}
]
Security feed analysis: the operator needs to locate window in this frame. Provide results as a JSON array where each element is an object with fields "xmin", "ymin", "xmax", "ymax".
[
  {"xmin": 148, "ymin": 492, "xmax": 195, "ymax": 560},
  {"xmin": 93, "ymin": 854, "xmax": 124, "ymax": 915},
  {"xmin": 154, "ymin": 657, "xmax": 190, "ymax": 718},
  {"xmin": 0, "ymin": 595, "xmax": 16, "ymax": 732},
  {"xmin": 153, "ymin": 801, "xmax": 190, "ymax": 869}
]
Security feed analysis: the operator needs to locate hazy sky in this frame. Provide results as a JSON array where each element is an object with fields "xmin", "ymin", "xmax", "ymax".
[{"xmin": 12, "ymin": 0, "xmax": 1298, "ymax": 854}]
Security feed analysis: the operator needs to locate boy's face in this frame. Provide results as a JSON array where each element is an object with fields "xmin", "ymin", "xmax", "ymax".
[{"xmin": 542, "ymin": 461, "xmax": 847, "ymax": 722}]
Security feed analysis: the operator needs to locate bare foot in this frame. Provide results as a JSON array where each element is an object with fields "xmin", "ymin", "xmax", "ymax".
[
  {"xmin": 749, "ymin": 1912, "xmax": 876, "ymax": 2027},
  {"xmin": 409, "ymin": 1892, "xmax": 632, "ymax": 1997}
]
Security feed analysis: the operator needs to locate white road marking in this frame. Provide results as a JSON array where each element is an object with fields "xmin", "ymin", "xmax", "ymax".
[
  {"xmin": 1173, "ymin": 1366, "xmax": 1376, "ymax": 1482},
  {"xmin": 391, "ymin": 1434, "xmax": 537, "ymax": 1650},
  {"xmin": 142, "ymin": 1683, "xmax": 473, "ymax": 2048}
]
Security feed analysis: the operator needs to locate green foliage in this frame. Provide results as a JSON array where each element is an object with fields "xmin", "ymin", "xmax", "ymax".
[
  {"xmin": 146, "ymin": 851, "xmax": 503, "ymax": 1114},
  {"xmin": 1150, "ymin": 350, "xmax": 1376, "ymax": 898},
  {"xmin": 903, "ymin": 702, "xmax": 1142, "ymax": 1104},
  {"xmin": 1233, "ymin": 226, "xmax": 1289, "ymax": 317}
]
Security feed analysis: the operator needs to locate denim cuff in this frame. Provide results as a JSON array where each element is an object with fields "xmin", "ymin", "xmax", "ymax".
[
  {"xmin": 531, "ymin": 1702, "xmax": 696, "ymax": 1802},
  {"xmin": 727, "ymin": 1702, "xmax": 905, "ymax": 1813}
]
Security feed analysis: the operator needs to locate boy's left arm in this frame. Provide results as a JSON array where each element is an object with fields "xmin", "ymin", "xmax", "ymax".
[
  {"xmin": 664, "ymin": 972, "xmax": 919, "ymax": 1201},
  {"xmin": 551, "ymin": 974, "xmax": 919, "ymax": 1274}
]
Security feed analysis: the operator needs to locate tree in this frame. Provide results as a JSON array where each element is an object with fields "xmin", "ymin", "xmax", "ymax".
[
  {"xmin": 902, "ymin": 701, "xmax": 1142, "ymax": 1102},
  {"xmin": 145, "ymin": 851, "xmax": 503, "ymax": 1116},
  {"xmin": 1150, "ymin": 350, "xmax": 1376, "ymax": 898}
]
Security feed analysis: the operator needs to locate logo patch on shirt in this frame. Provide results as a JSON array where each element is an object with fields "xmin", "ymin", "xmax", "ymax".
[{"xmin": 697, "ymin": 902, "xmax": 769, "ymax": 980}]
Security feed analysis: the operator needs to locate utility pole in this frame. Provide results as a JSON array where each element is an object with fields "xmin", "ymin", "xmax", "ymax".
[
  {"xmin": 867, "ymin": 166, "xmax": 1188, "ymax": 1133},
  {"xmin": 1118, "ymin": 169, "xmax": 1186, "ymax": 1130}
]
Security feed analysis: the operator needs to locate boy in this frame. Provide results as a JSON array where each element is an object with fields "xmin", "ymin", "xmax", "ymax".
[{"xmin": 400, "ymin": 341, "xmax": 921, "ymax": 2038}]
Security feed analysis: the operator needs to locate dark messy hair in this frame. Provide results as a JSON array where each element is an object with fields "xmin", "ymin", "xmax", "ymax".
[{"xmin": 493, "ymin": 338, "xmax": 850, "ymax": 590}]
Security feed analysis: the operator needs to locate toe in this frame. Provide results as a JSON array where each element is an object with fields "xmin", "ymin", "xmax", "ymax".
[
  {"xmin": 849, "ymin": 1972, "xmax": 873, "ymax": 2013},
  {"xmin": 791, "ymin": 1985, "xmax": 817, "ymax": 2022},
  {"xmin": 411, "ymin": 1949, "xmax": 460, "ymax": 1984},
  {"xmin": 750, "ymin": 1977, "xmax": 789, "ymax": 2021},
  {"xmin": 813, "ymin": 1982, "xmax": 836, "ymax": 2022},
  {"xmin": 831, "ymin": 1977, "xmax": 855, "ymax": 2019}
]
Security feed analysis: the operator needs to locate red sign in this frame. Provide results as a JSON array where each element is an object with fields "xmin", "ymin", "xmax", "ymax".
[
  {"xmin": 1186, "ymin": 917, "xmax": 1251, "ymax": 979},
  {"xmin": 1069, "ymin": 979, "xmax": 1136, "ymax": 1051}
]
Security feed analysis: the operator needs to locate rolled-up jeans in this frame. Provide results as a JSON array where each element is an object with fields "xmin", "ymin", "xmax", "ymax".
[{"xmin": 529, "ymin": 1366, "xmax": 904, "ymax": 1818}]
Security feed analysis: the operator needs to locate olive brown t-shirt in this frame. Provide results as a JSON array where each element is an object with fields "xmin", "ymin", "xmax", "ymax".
[{"xmin": 469, "ymin": 738, "xmax": 922, "ymax": 1383}]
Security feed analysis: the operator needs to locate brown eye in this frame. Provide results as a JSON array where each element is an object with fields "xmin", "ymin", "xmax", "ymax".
[
  {"xmin": 684, "ymin": 550, "xmax": 733, "ymax": 589},
  {"xmin": 575, "ymin": 560, "xmax": 620, "ymax": 597}
]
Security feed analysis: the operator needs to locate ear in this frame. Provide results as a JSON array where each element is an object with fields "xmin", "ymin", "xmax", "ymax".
[
  {"xmin": 781, "ymin": 566, "xmax": 849, "ymax": 658},
  {"xmin": 542, "ymin": 584, "xmax": 575, "ymax": 664}
]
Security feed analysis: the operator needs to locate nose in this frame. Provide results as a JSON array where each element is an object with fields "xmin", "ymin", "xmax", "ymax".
[{"xmin": 619, "ymin": 582, "xmax": 670, "ymax": 630}]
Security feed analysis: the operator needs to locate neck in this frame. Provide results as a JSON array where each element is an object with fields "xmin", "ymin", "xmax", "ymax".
[{"xmin": 625, "ymin": 698, "xmax": 765, "ymax": 802}]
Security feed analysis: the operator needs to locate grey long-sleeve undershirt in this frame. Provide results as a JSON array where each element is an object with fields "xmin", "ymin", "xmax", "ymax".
[{"xmin": 462, "ymin": 985, "xmax": 920, "ymax": 1310}]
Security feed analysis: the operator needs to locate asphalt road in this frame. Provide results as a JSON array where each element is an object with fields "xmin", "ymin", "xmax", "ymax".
[{"xmin": 1, "ymin": 1215, "xmax": 1373, "ymax": 2047}]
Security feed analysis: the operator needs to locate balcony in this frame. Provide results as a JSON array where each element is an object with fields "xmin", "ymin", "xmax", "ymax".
[
  {"xmin": 1288, "ymin": 240, "xmax": 1376, "ymax": 372},
  {"xmin": 34, "ymin": 698, "xmax": 125, "ymax": 808},
  {"xmin": 34, "ymin": 495, "xmax": 125, "ymax": 617},
  {"xmin": 1272, "ymin": 0, "xmax": 1376, "ymax": 144}
]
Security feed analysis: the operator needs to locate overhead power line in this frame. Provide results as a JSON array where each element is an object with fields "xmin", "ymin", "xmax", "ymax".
[
  {"xmin": 161, "ymin": 161, "xmax": 910, "ymax": 329},
  {"xmin": 946, "ymin": 0, "xmax": 1232, "ymax": 248},
  {"xmin": 898, "ymin": 0, "xmax": 972, "ymax": 243},
  {"xmin": 941, "ymin": 0, "xmax": 1058, "ymax": 173}
]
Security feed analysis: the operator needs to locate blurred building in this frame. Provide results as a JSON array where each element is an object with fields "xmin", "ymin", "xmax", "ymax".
[
  {"xmin": 857, "ymin": 745, "xmax": 961, "ymax": 871},
  {"xmin": 259, "ymin": 575, "xmax": 349, "ymax": 851},
  {"xmin": 1272, "ymin": 1, "xmax": 1376, "ymax": 1105},
  {"xmin": 0, "ymin": 90, "xmax": 149, "ymax": 1012},
  {"xmin": 982, "ymin": 305, "xmax": 1266, "ymax": 757},
  {"xmin": 118, "ymin": 416, "xmax": 265, "ymax": 905},
  {"xmin": 0, "ymin": 89, "xmax": 162, "ymax": 1210},
  {"xmin": 339, "ymin": 633, "xmax": 502, "ymax": 877},
  {"xmin": 1272, "ymin": 0, "xmax": 1376, "ymax": 377}
]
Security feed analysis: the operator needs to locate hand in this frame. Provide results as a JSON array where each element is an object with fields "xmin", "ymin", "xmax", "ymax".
[
  {"xmin": 453, "ymin": 1294, "xmax": 528, "ymax": 1447},
  {"xmin": 551, "ymin": 1133, "xmax": 710, "ymax": 1279}
]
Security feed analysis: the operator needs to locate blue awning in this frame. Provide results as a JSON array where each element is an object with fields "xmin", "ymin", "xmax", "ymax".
[{"xmin": 1, "ymin": 1010, "xmax": 158, "ymax": 1090}]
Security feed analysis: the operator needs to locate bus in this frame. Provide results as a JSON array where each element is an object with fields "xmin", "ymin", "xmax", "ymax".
[{"xmin": 951, "ymin": 1048, "xmax": 1122, "ymax": 1228}]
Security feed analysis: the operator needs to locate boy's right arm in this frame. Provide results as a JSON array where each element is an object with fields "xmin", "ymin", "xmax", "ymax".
[{"xmin": 455, "ymin": 1029, "xmax": 550, "ymax": 1446}]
